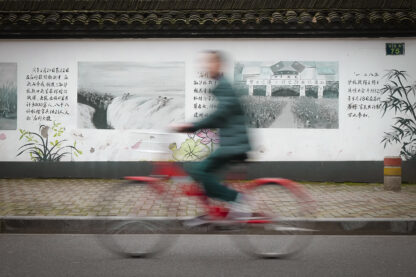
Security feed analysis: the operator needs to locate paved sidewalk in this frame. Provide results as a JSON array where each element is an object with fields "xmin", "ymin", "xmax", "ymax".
[{"xmin": 1, "ymin": 179, "xmax": 415, "ymax": 219}]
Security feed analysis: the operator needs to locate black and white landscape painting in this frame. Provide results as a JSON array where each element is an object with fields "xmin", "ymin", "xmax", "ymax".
[
  {"xmin": 0, "ymin": 63, "xmax": 17, "ymax": 130},
  {"xmin": 77, "ymin": 62, "xmax": 185, "ymax": 129},
  {"xmin": 234, "ymin": 61, "xmax": 339, "ymax": 129}
]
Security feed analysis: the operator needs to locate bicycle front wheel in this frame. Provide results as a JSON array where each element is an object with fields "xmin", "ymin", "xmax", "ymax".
[{"xmin": 232, "ymin": 179, "xmax": 316, "ymax": 259}]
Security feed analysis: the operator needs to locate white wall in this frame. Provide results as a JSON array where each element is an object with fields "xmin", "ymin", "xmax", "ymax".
[{"xmin": 0, "ymin": 38, "xmax": 415, "ymax": 162}]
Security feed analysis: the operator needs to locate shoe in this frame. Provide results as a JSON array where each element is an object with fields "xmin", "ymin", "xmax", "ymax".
[{"xmin": 226, "ymin": 193, "xmax": 253, "ymax": 220}]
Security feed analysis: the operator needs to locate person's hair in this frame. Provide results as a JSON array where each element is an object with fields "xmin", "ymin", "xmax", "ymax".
[{"xmin": 203, "ymin": 50, "xmax": 227, "ymax": 64}]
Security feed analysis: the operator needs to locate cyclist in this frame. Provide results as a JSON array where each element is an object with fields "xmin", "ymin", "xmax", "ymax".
[{"xmin": 173, "ymin": 50, "xmax": 252, "ymax": 225}]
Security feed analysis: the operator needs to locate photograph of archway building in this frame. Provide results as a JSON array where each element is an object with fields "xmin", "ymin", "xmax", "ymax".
[{"xmin": 234, "ymin": 61, "xmax": 339, "ymax": 129}]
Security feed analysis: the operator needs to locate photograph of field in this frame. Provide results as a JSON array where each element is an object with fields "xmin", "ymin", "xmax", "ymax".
[
  {"xmin": 77, "ymin": 61, "xmax": 185, "ymax": 129},
  {"xmin": 0, "ymin": 63, "xmax": 17, "ymax": 130},
  {"xmin": 234, "ymin": 61, "xmax": 339, "ymax": 129}
]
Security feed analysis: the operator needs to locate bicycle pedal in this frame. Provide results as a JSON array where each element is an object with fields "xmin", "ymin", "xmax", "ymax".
[{"xmin": 182, "ymin": 216, "xmax": 212, "ymax": 228}]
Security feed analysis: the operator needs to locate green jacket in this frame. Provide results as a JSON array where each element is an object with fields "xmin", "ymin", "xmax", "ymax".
[{"xmin": 189, "ymin": 76, "xmax": 251, "ymax": 156}]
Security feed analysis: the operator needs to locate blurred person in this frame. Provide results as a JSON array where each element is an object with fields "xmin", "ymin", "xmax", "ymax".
[{"xmin": 172, "ymin": 51, "xmax": 252, "ymax": 226}]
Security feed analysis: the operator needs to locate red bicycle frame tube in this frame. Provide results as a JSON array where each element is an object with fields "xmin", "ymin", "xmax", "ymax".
[{"xmin": 125, "ymin": 162, "xmax": 312, "ymax": 219}]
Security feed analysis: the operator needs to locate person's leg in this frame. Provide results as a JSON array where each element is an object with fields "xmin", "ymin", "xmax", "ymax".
[{"xmin": 184, "ymin": 150, "xmax": 239, "ymax": 202}]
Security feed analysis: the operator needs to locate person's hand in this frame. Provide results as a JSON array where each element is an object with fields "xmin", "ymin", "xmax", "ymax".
[{"xmin": 170, "ymin": 123, "xmax": 194, "ymax": 133}]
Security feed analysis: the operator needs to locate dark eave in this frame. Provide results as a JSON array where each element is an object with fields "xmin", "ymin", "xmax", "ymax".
[{"xmin": 0, "ymin": 0, "xmax": 415, "ymax": 38}]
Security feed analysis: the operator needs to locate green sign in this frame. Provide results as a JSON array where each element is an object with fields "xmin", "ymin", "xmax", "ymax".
[{"xmin": 386, "ymin": 43, "xmax": 405, "ymax": 55}]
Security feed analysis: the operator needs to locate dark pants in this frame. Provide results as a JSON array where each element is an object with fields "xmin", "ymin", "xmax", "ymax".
[{"xmin": 184, "ymin": 149, "xmax": 244, "ymax": 202}]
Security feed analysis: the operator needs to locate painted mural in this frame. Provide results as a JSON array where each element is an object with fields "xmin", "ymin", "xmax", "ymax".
[
  {"xmin": 0, "ymin": 63, "xmax": 17, "ymax": 130},
  {"xmin": 17, "ymin": 122, "xmax": 82, "ymax": 162},
  {"xmin": 77, "ymin": 62, "xmax": 185, "ymax": 129},
  {"xmin": 0, "ymin": 39, "xmax": 414, "ymax": 162},
  {"xmin": 234, "ymin": 61, "xmax": 339, "ymax": 129},
  {"xmin": 381, "ymin": 70, "xmax": 416, "ymax": 160}
]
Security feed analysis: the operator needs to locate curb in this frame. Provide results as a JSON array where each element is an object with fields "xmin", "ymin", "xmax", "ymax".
[{"xmin": 1, "ymin": 216, "xmax": 415, "ymax": 235}]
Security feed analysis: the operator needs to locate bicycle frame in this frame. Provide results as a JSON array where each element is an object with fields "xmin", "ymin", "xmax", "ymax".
[
  {"xmin": 125, "ymin": 161, "xmax": 313, "ymax": 223},
  {"xmin": 100, "ymin": 159, "xmax": 316, "ymax": 259}
]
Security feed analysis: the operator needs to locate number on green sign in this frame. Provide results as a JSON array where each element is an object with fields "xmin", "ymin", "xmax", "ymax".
[{"xmin": 386, "ymin": 43, "xmax": 404, "ymax": 55}]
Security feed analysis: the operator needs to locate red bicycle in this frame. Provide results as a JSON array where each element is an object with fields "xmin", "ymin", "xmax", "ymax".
[{"xmin": 97, "ymin": 158, "xmax": 316, "ymax": 259}]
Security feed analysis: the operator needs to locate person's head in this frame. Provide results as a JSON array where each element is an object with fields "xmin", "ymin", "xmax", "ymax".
[{"xmin": 202, "ymin": 50, "xmax": 226, "ymax": 79}]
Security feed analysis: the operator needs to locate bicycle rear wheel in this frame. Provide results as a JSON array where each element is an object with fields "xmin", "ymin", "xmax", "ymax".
[
  {"xmin": 100, "ymin": 219, "xmax": 175, "ymax": 258},
  {"xmin": 95, "ymin": 179, "xmax": 177, "ymax": 258},
  {"xmin": 232, "ymin": 179, "xmax": 316, "ymax": 259}
]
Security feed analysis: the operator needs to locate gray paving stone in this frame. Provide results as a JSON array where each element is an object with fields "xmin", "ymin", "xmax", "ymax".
[{"xmin": 0, "ymin": 179, "xmax": 415, "ymax": 218}]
